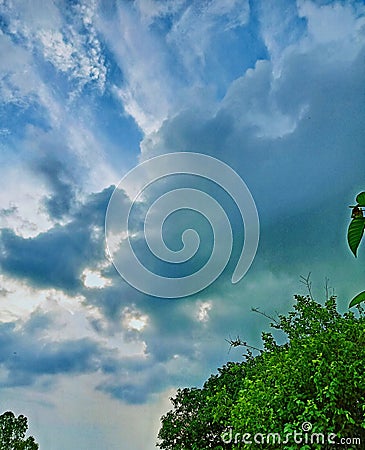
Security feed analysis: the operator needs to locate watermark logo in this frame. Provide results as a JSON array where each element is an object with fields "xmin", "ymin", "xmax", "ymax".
[
  {"xmin": 105, "ymin": 152, "xmax": 259, "ymax": 298},
  {"xmin": 221, "ymin": 422, "xmax": 362, "ymax": 447},
  {"xmin": 301, "ymin": 421, "xmax": 312, "ymax": 432}
]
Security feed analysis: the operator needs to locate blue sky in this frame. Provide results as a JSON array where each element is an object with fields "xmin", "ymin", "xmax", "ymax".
[{"xmin": 0, "ymin": 0, "xmax": 364, "ymax": 449}]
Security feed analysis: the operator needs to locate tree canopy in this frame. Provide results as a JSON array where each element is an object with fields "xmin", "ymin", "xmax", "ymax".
[
  {"xmin": 157, "ymin": 295, "xmax": 365, "ymax": 449},
  {"xmin": 0, "ymin": 411, "xmax": 39, "ymax": 450}
]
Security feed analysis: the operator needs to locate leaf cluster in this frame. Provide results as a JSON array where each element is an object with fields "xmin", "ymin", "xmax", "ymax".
[
  {"xmin": 347, "ymin": 191, "xmax": 365, "ymax": 308},
  {"xmin": 348, "ymin": 192, "xmax": 365, "ymax": 257},
  {"xmin": 0, "ymin": 411, "xmax": 39, "ymax": 450}
]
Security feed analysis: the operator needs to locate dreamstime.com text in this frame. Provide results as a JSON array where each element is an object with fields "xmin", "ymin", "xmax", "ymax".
[{"xmin": 221, "ymin": 423, "xmax": 361, "ymax": 447}]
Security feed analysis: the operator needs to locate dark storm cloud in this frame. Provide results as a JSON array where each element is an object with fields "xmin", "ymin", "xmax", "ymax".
[
  {"xmin": 86, "ymin": 285, "xmax": 134, "ymax": 321},
  {"xmin": 139, "ymin": 31, "xmax": 365, "ymax": 297},
  {"xmin": 98, "ymin": 364, "xmax": 171, "ymax": 404},
  {"xmin": 0, "ymin": 227, "xmax": 88, "ymax": 290},
  {"xmin": 0, "ymin": 186, "xmax": 115, "ymax": 292},
  {"xmin": 98, "ymin": 352, "xmax": 206, "ymax": 404},
  {"xmin": 0, "ymin": 320, "xmax": 102, "ymax": 388},
  {"xmin": 35, "ymin": 157, "xmax": 76, "ymax": 219},
  {"xmin": 142, "ymin": 47, "xmax": 365, "ymax": 223},
  {"xmin": 0, "ymin": 309, "xmax": 202, "ymax": 404}
]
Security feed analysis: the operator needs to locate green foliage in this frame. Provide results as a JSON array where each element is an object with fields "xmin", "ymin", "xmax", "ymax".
[
  {"xmin": 157, "ymin": 295, "xmax": 365, "ymax": 449},
  {"xmin": 0, "ymin": 411, "xmax": 39, "ymax": 450},
  {"xmin": 349, "ymin": 291, "xmax": 365, "ymax": 308},
  {"xmin": 347, "ymin": 192, "xmax": 365, "ymax": 307},
  {"xmin": 347, "ymin": 217, "xmax": 365, "ymax": 257},
  {"xmin": 356, "ymin": 192, "xmax": 365, "ymax": 207},
  {"xmin": 157, "ymin": 364, "xmax": 246, "ymax": 449}
]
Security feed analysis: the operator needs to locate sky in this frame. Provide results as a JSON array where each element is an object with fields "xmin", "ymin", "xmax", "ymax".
[{"xmin": 0, "ymin": 0, "xmax": 364, "ymax": 449}]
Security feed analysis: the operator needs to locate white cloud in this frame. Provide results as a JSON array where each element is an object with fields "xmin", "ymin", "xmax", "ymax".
[
  {"xmin": 221, "ymin": 59, "xmax": 310, "ymax": 138},
  {"xmin": 0, "ymin": 32, "xmax": 65, "ymax": 130},
  {"xmin": 197, "ymin": 300, "xmax": 212, "ymax": 323},
  {"xmin": 4, "ymin": 0, "xmax": 62, "ymax": 31},
  {"xmin": 259, "ymin": 0, "xmax": 365, "ymax": 75},
  {"xmin": 134, "ymin": 0, "xmax": 185, "ymax": 25},
  {"xmin": 0, "ymin": 165, "xmax": 54, "ymax": 237},
  {"xmin": 122, "ymin": 306, "xmax": 149, "ymax": 332},
  {"xmin": 0, "ymin": 7, "xmax": 117, "ymax": 194},
  {"xmin": 259, "ymin": 0, "xmax": 299, "ymax": 57},
  {"xmin": 0, "ymin": 273, "xmax": 150, "ymax": 363},
  {"xmin": 112, "ymin": 84, "xmax": 167, "ymax": 135},
  {"xmin": 65, "ymin": 121, "xmax": 118, "ymax": 192},
  {"xmin": 38, "ymin": 30, "xmax": 75, "ymax": 72},
  {"xmin": 82, "ymin": 269, "xmax": 111, "ymax": 289},
  {"xmin": 37, "ymin": 21, "xmax": 106, "ymax": 94},
  {"xmin": 297, "ymin": 0, "xmax": 365, "ymax": 44},
  {"xmin": 2, "ymin": 0, "xmax": 106, "ymax": 95},
  {"xmin": 0, "ymin": 275, "xmax": 91, "ymax": 328},
  {"xmin": 0, "ymin": 31, "xmax": 39, "ymax": 105},
  {"xmin": 97, "ymin": 0, "xmax": 250, "ymax": 135},
  {"xmin": 166, "ymin": 0, "xmax": 250, "ymax": 77},
  {"xmin": 96, "ymin": 3, "xmax": 176, "ymax": 133}
]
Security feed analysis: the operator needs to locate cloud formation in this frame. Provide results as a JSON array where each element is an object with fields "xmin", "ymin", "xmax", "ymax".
[{"xmin": 0, "ymin": 1, "xmax": 364, "ymax": 449}]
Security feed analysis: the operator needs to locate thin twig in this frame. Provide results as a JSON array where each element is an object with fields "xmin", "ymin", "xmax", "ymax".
[
  {"xmin": 251, "ymin": 307, "xmax": 280, "ymax": 325},
  {"xmin": 300, "ymin": 272, "xmax": 313, "ymax": 300},
  {"xmin": 325, "ymin": 277, "xmax": 330, "ymax": 301}
]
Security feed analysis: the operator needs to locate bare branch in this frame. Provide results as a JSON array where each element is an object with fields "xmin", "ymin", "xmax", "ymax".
[
  {"xmin": 251, "ymin": 307, "xmax": 280, "ymax": 325},
  {"xmin": 300, "ymin": 272, "xmax": 313, "ymax": 300}
]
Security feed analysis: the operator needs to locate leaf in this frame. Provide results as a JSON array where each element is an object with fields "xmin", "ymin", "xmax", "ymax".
[
  {"xmin": 349, "ymin": 291, "xmax": 365, "ymax": 308},
  {"xmin": 347, "ymin": 217, "xmax": 365, "ymax": 256},
  {"xmin": 356, "ymin": 192, "xmax": 365, "ymax": 206}
]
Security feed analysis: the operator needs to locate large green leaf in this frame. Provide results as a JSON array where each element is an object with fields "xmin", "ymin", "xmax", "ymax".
[
  {"xmin": 347, "ymin": 217, "xmax": 365, "ymax": 257},
  {"xmin": 356, "ymin": 192, "xmax": 365, "ymax": 206},
  {"xmin": 349, "ymin": 290, "xmax": 365, "ymax": 308}
]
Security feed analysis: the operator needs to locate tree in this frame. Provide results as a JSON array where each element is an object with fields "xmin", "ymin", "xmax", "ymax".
[
  {"xmin": 157, "ymin": 364, "xmax": 246, "ymax": 449},
  {"xmin": 0, "ymin": 411, "xmax": 39, "ymax": 450},
  {"xmin": 347, "ymin": 191, "xmax": 365, "ymax": 307},
  {"xmin": 157, "ymin": 295, "xmax": 365, "ymax": 449}
]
